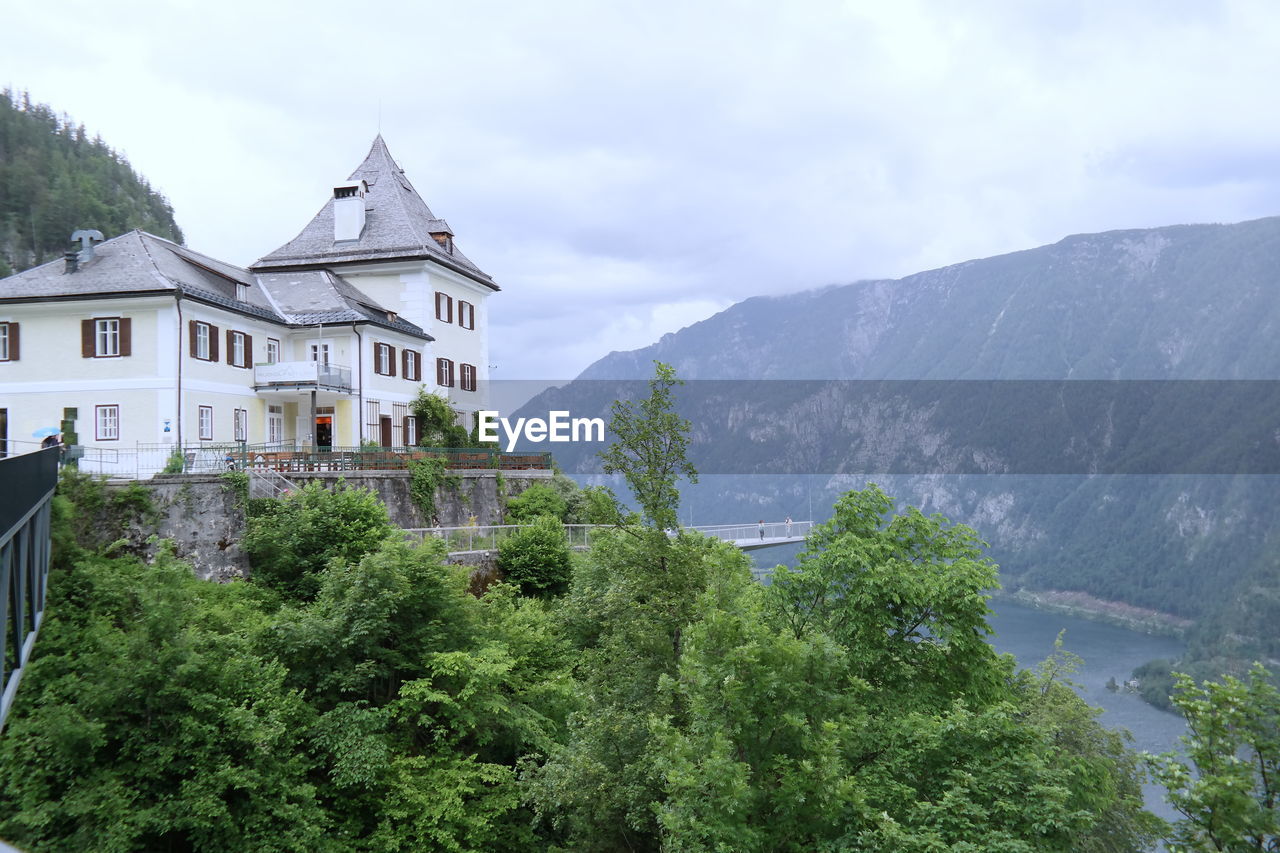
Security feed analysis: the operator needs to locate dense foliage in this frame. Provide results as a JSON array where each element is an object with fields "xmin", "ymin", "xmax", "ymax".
[
  {"xmin": 4, "ymin": 368, "xmax": 1272, "ymax": 849},
  {"xmin": 0, "ymin": 89, "xmax": 183, "ymax": 276}
]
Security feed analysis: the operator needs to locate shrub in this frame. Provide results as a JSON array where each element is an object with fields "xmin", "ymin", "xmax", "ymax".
[
  {"xmin": 504, "ymin": 483, "xmax": 567, "ymax": 523},
  {"xmin": 497, "ymin": 515, "xmax": 573, "ymax": 597},
  {"xmin": 241, "ymin": 480, "xmax": 393, "ymax": 601}
]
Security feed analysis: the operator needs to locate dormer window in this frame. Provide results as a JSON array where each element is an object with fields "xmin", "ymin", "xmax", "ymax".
[
  {"xmin": 236, "ymin": 283, "xmax": 248, "ymax": 302},
  {"xmin": 334, "ymin": 185, "xmax": 359, "ymax": 199},
  {"xmin": 430, "ymin": 233, "xmax": 453, "ymax": 254}
]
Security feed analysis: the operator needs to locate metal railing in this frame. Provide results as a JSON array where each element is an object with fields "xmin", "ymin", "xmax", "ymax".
[
  {"xmin": 1, "ymin": 447, "xmax": 58, "ymax": 733},
  {"xmin": 253, "ymin": 360, "xmax": 352, "ymax": 391},
  {"xmin": 404, "ymin": 520, "xmax": 814, "ymax": 555},
  {"xmin": 236, "ymin": 446, "xmax": 552, "ymax": 473}
]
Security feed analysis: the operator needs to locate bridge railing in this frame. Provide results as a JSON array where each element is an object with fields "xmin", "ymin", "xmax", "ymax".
[
  {"xmin": 405, "ymin": 520, "xmax": 814, "ymax": 555},
  {"xmin": 688, "ymin": 520, "xmax": 814, "ymax": 542},
  {"xmin": 1, "ymin": 447, "xmax": 59, "ymax": 733}
]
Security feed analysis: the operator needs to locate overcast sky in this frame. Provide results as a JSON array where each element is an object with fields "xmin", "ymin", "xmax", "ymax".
[{"xmin": 5, "ymin": 1, "xmax": 1280, "ymax": 380}]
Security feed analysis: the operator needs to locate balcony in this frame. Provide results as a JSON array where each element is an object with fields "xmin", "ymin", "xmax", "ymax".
[{"xmin": 253, "ymin": 361, "xmax": 352, "ymax": 393}]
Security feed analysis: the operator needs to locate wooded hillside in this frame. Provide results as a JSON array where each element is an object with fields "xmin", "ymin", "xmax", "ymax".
[{"xmin": 0, "ymin": 90, "xmax": 183, "ymax": 277}]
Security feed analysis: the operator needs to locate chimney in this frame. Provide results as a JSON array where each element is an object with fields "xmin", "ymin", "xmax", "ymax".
[
  {"xmin": 64, "ymin": 251, "xmax": 79, "ymax": 274},
  {"xmin": 333, "ymin": 180, "xmax": 368, "ymax": 242}
]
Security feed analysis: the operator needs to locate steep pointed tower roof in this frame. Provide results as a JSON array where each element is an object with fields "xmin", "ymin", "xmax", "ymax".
[{"xmin": 252, "ymin": 135, "xmax": 496, "ymax": 290}]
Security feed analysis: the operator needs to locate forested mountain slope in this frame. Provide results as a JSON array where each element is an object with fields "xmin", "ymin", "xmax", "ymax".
[
  {"xmin": 523, "ymin": 216, "xmax": 1280, "ymax": 680},
  {"xmin": 0, "ymin": 90, "xmax": 183, "ymax": 276}
]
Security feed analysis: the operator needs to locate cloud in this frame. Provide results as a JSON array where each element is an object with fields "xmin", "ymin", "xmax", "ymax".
[{"xmin": 5, "ymin": 0, "xmax": 1280, "ymax": 378}]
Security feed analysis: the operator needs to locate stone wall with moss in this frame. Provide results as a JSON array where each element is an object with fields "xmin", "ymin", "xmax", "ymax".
[{"xmin": 105, "ymin": 469, "xmax": 552, "ymax": 581}]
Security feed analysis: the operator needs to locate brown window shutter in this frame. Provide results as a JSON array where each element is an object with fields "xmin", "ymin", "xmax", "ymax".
[
  {"xmin": 210, "ymin": 325, "xmax": 219, "ymax": 362},
  {"xmin": 8, "ymin": 322, "xmax": 18, "ymax": 360},
  {"xmin": 244, "ymin": 334, "xmax": 253, "ymax": 368},
  {"xmin": 119, "ymin": 318, "xmax": 132, "ymax": 357},
  {"xmin": 388, "ymin": 345, "xmax": 397, "ymax": 377},
  {"xmin": 225, "ymin": 329, "xmax": 234, "ymax": 364},
  {"xmin": 189, "ymin": 320, "xmax": 197, "ymax": 357},
  {"xmin": 401, "ymin": 348, "xmax": 409, "ymax": 378},
  {"xmin": 446, "ymin": 296, "xmax": 453, "ymax": 324},
  {"xmin": 81, "ymin": 319, "xmax": 94, "ymax": 358}
]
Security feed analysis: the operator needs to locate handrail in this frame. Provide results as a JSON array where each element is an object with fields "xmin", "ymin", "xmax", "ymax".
[
  {"xmin": 1, "ymin": 447, "xmax": 59, "ymax": 733},
  {"xmin": 403, "ymin": 520, "xmax": 814, "ymax": 555}
]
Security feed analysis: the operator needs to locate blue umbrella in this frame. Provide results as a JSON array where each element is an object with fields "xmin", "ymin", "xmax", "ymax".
[{"xmin": 32, "ymin": 427, "xmax": 60, "ymax": 438}]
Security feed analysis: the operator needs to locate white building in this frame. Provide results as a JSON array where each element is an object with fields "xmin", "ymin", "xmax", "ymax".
[{"xmin": 0, "ymin": 136, "xmax": 497, "ymax": 473}]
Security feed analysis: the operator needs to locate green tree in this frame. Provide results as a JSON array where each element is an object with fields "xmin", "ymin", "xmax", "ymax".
[
  {"xmin": 599, "ymin": 361, "xmax": 697, "ymax": 531},
  {"xmin": 497, "ymin": 514, "xmax": 574, "ymax": 597},
  {"xmin": 410, "ymin": 388, "xmax": 471, "ymax": 447},
  {"xmin": 1151, "ymin": 664, "xmax": 1279, "ymax": 852},
  {"xmin": 768, "ymin": 483, "xmax": 1007, "ymax": 707},
  {"xmin": 504, "ymin": 482, "xmax": 569, "ymax": 523},
  {"xmin": 0, "ymin": 549, "xmax": 328, "ymax": 852},
  {"xmin": 240, "ymin": 480, "xmax": 393, "ymax": 601}
]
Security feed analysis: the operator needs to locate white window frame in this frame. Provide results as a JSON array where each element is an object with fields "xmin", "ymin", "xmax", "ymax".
[
  {"xmin": 234, "ymin": 408, "xmax": 248, "ymax": 442},
  {"xmin": 195, "ymin": 322, "xmax": 211, "ymax": 360},
  {"xmin": 267, "ymin": 405, "xmax": 283, "ymax": 445},
  {"xmin": 95, "ymin": 404, "xmax": 119, "ymax": 441},
  {"xmin": 405, "ymin": 349, "xmax": 418, "ymax": 381},
  {"xmin": 266, "ymin": 338, "xmax": 280, "ymax": 364},
  {"xmin": 405, "ymin": 414, "xmax": 417, "ymax": 447},
  {"xmin": 460, "ymin": 362, "xmax": 476, "ymax": 392},
  {"xmin": 198, "ymin": 405, "xmax": 213, "ymax": 441},
  {"xmin": 310, "ymin": 342, "xmax": 331, "ymax": 365},
  {"xmin": 436, "ymin": 357, "xmax": 454, "ymax": 388},
  {"xmin": 236, "ymin": 283, "xmax": 249, "ymax": 302},
  {"xmin": 0, "ymin": 323, "xmax": 8, "ymax": 361},
  {"xmin": 96, "ymin": 318, "xmax": 120, "ymax": 357},
  {"xmin": 459, "ymin": 301, "xmax": 475, "ymax": 330},
  {"xmin": 377, "ymin": 343, "xmax": 391, "ymax": 375},
  {"xmin": 231, "ymin": 331, "xmax": 247, "ymax": 368}
]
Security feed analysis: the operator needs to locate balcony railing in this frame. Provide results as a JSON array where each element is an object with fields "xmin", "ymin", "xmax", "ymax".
[{"xmin": 253, "ymin": 361, "xmax": 352, "ymax": 392}]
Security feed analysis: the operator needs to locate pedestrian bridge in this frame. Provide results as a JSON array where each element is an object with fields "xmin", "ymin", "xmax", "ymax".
[{"xmin": 404, "ymin": 520, "xmax": 813, "ymax": 558}]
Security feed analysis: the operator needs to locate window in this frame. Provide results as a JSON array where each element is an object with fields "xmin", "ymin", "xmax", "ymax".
[
  {"xmin": 460, "ymin": 362, "xmax": 477, "ymax": 392},
  {"xmin": 189, "ymin": 321, "xmax": 218, "ymax": 361},
  {"xmin": 227, "ymin": 330, "xmax": 252, "ymax": 368},
  {"xmin": 310, "ymin": 342, "xmax": 330, "ymax": 364},
  {"xmin": 234, "ymin": 408, "xmax": 248, "ymax": 442},
  {"xmin": 435, "ymin": 292, "xmax": 453, "ymax": 323},
  {"xmin": 436, "ymin": 357, "xmax": 454, "ymax": 387},
  {"xmin": 82, "ymin": 317, "xmax": 131, "ymax": 358},
  {"xmin": 267, "ymin": 405, "xmax": 283, "ymax": 445},
  {"xmin": 365, "ymin": 400, "xmax": 381, "ymax": 442},
  {"xmin": 95, "ymin": 405, "xmax": 119, "ymax": 441},
  {"xmin": 404, "ymin": 415, "xmax": 417, "ymax": 447},
  {"xmin": 402, "ymin": 349, "xmax": 420, "ymax": 381},
  {"xmin": 266, "ymin": 338, "xmax": 280, "ymax": 364},
  {"xmin": 236, "ymin": 283, "xmax": 249, "ymax": 302},
  {"xmin": 0, "ymin": 322, "xmax": 15, "ymax": 361},
  {"xmin": 375, "ymin": 343, "xmax": 397, "ymax": 376},
  {"xmin": 458, "ymin": 301, "xmax": 475, "ymax": 330},
  {"xmin": 198, "ymin": 406, "xmax": 213, "ymax": 441}
]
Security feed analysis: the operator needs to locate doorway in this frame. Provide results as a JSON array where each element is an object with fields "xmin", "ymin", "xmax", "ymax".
[
  {"xmin": 379, "ymin": 416, "xmax": 393, "ymax": 448},
  {"xmin": 315, "ymin": 416, "xmax": 333, "ymax": 448}
]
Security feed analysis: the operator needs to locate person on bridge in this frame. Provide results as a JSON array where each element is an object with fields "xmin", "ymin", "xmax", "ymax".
[
  {"xmin": 759, "ymin": 520, "xmax": 765, "ymax": 540},
  {"xmin": 785, "ymin": 516, "xmax": 792, "ymax": 537}
]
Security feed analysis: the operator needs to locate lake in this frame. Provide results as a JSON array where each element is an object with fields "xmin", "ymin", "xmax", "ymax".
[{"xmin": 750, "ymin": 542, "xmax": 1188, "ymax": 825}]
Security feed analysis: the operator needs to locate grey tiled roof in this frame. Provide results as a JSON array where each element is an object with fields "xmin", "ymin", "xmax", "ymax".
[
  {"xmin": 251, "ymin": 136, "xmax": 497, "ymax": 290},
  {"xmin": 0, "ymin": 230, "xmax": 430, "ymax": 339},
  {"xmin": 253, "ymin": 270, "xmax": 431, "ymax": 339}
]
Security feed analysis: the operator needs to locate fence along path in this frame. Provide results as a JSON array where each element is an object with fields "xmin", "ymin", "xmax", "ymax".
[{"xmin": 403, "ymin": 520, "xmax": 814, "ymax": 557}]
